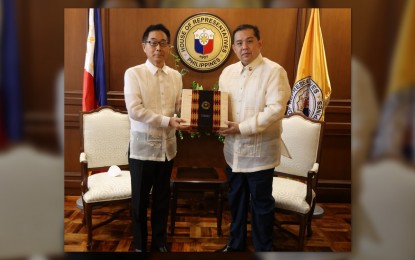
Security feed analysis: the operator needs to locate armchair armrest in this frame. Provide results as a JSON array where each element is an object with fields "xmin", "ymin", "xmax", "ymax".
[
  {"xmin": 310, "ymin": 162, "xmax": 319, "ymax": 173},
  {"xmin": 80, "ymin": 152, "xmax": 87, "ymax": 163}
]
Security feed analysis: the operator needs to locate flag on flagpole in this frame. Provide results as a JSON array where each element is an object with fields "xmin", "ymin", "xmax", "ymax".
[
  {"xmin": 371, "ymin": 0, "xmax": 415, "ymax": 161},
  {"xmin": 287, "ymin": 8, "xmax": 331, "ymax": 121},
  {"xmin": 82, "ymin": 8, "xmax": 107, "ymax": 112},
  {"xmin": 386, "ymin": 0, "xmax": 415, "ymax": 95},
  {"xmin": 0, "ymin": 0, "xmax": 22, "ymax": 147}
]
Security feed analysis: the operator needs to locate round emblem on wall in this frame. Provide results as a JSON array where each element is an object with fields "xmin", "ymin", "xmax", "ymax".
[{"xmin": 175, "ymin": 13, "xmax": 232, "ymax": 72}]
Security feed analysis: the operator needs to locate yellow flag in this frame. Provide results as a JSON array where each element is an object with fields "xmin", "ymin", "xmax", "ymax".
[
  {"xmin": 387, "ymin": 0, "xmax": 415, "ymax": 95},
  {"xmin": 371, "ymin": 0, "xmax": 415, "ymax": 161},
  {"xmin": 287, "ymin": 8, "xmax": 332, "ymax": 121}
]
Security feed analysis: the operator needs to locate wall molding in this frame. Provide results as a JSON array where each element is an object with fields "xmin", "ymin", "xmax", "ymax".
[{"xmin": 317, "ymin": 180, "xmax": 351, "ymax": 203}]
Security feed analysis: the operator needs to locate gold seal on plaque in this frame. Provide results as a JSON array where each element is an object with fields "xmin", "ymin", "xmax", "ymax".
[
  {"xmin": 176, "ymin": 13, "xmax": 232, "ymax": 72},
  {"xmin": 201, "ymin": 101, "xmax": 210, "ymax": 110}
]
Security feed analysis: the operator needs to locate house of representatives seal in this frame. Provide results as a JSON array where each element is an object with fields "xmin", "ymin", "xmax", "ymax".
[{"xmin": 176, "ymin": 13, "xmax": 232, "ymax": 72}]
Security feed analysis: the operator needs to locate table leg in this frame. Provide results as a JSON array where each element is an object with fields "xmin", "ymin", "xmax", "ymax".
[{"xmin": 217, "ymin": 187, "xmax": 223, "ymax": 236}]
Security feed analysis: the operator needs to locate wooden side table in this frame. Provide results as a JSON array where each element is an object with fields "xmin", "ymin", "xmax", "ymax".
[{"xmin": 169, "ymin": 167, "xmax": 227, "ymax": 236}]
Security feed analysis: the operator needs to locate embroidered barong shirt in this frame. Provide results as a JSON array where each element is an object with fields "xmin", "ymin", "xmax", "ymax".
[
  {"xmin": 219, "ymin": 54, "xmax": 291, "ymax": 172},
  {"xmin": 124, "ymin": 60, "xmax": 182, "ymax": 161}
]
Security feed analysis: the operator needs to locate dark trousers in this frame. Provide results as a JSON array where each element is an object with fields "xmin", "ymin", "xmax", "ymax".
[
  {"xmin": 226, "ymin": 165, "xmax": 275, "ymax": 252},
  {"xmin": 128, "ymin": 156, "xmax": 173, "ymax": 252}
]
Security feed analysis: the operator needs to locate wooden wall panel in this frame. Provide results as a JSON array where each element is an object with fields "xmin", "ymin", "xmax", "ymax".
[
  {"xmin": 320, "ymin": 8, "xmax": 351, "ymax": 100},
  {"xmin": 64, "ymin": 8, "xmax": 351, "ymax": 202},
  {"xmin": 64, "ymin": 9, "xmax": 87, "ymax": 92},
  {"xmin": 319, "ymin": 9, "xmax": 351, "ymax": 201},
  {"xmin": 106, "ymin": 8, "xmax": 298, "ymax": 98}
]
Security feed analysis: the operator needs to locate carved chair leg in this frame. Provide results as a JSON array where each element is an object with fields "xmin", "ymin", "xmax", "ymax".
[
  {"xmin": 307, "ymin": 212, "xmax": 313, "ymax": 237},
  {"xmin": 307, "ymin": 203, "xmax": 316, "ymax": 237},
  {"xmin": 298, "ymin": 216, "xmax": 307, "ymax": 251},
  {"xmin": 81, "ymin": 198, "xmax": 86, "ymax": 226},
  {"xmin": 84, "ymin": 203, "xmax": 93, "ymax": 251}
]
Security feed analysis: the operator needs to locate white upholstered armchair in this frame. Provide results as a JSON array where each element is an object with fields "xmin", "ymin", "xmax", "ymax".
[
  {"xmin": 272, "ymin": 112, "xmax": 325, "ymax": 250},
  {"xmin": 79, "ymin": 106, "xmax": 131, "ymax": 250}
]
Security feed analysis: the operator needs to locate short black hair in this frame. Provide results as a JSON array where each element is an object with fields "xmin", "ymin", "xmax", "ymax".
[
  {"xmin": 142, "ymin": 24, "xmax": 170, "ymax": 43},
  {"xmin": 232, "ymin": 24, "xmax": 260, "ymax": 41}
]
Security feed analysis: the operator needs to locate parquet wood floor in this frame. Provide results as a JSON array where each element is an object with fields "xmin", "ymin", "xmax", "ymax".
[{"xmin": 64, "ymin": 195, "xmax": 351, "ymax": 252}]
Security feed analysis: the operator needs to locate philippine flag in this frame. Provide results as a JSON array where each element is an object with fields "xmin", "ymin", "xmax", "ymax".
[
  {"xmin": 82, "ymin": 8, "xmax": 107, "ymax": 112},
  {"xmin": 194, "ymin": 28, "xmax": 214, "ymax": 55}
]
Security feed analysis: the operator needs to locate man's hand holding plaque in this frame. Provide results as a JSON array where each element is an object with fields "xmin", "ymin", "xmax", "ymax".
[
  {"xmin": 216, "ymin": 121, "xmax": 240, "ymax": 135},
  {"xmin": 169, "ymin": 117, "xmax": 191, "ymax": 131}
]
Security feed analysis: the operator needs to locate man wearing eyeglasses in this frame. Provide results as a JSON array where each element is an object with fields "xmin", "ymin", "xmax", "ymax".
[
  {"xmin": 216, "ymin": 24, "xmax": 291, "ymax": 252},
  {"xmin": 124, "ymin": 23, "xmax": 188, "ymax": 252}
]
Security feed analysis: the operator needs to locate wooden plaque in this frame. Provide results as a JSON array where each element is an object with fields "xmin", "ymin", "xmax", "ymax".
[{"xmin": 180, "ymin": 89, "xmax": 228, "ymax": 132}]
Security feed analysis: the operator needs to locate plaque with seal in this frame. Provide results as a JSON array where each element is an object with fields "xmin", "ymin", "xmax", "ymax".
[{"xmin": 180, "ymin": 89, "xmax": 228, "ymax": 132}]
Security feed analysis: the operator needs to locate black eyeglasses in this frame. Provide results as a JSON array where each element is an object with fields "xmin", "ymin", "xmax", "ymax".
[{"xmin": 144, "ymin": 40, "xmax": 169, "ymax": 47}]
